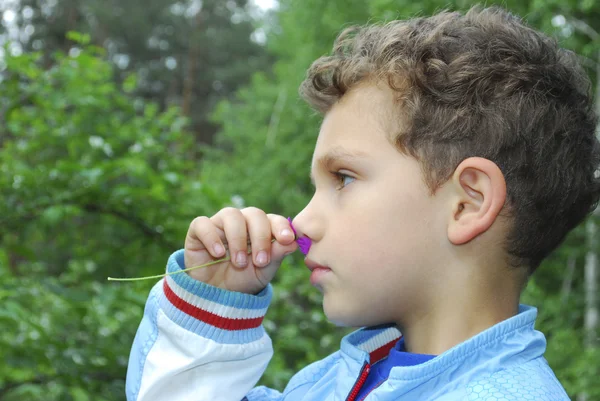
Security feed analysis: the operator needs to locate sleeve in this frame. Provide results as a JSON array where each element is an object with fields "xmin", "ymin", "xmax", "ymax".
[{"xmin": 125, "ymin": 249, "xmax": 283, "ymax": 401}]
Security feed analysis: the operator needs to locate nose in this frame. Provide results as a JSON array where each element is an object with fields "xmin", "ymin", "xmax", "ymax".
[{"xmin": 292, "ymin": 197, "xmax": 324, "ymax": 244}]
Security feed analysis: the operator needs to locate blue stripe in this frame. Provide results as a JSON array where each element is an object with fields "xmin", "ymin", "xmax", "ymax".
[
  {"xmin": 167, "ymin": 249, "xmax": 272, "ymax": 310},
  {"xmin": 126, "ymin": 281, "xmax": 161, "ymax": 401}
]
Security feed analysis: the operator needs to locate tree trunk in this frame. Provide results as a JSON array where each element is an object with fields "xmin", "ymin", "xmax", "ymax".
[
  {"xmin": 560, "ymin": 256, "xmax": 576, "ymax": 306},
  {"xmin": 584, "ymin": 219, "xmax": 599, "ymax": 352},
  {"xmin": 182, "ymin": 4, "xmax": 203, "ymax": 117},
  {"xmin": 578, "ymin": 218, "xmax": 598, "ymax": 401},
  {"xmin": 578, "ymin": 49, "xmax": 600, "ymax": 401}
]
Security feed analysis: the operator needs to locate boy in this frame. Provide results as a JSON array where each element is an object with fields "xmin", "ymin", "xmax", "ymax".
[{"xmin": 126, "ymin": 6, "xmax": 600, "ymax": 401}]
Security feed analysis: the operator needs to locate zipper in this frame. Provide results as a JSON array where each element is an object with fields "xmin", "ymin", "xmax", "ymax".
[
  {"xmin": 356, "ymin": 379, "xmax": 386, "ymax": 401},
  {"xmin": 345, "ymin": 362, "xmax": 371, "ymax": 401}
]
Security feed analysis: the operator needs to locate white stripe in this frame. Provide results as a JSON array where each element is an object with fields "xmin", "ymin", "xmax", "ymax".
[
  {"xmin": 357, "ymin": 327, "xmax": 402, "ymax": 353},
  {"xmin": 166, "ymin": 276, "xmax": 269, "ymax": 320}
]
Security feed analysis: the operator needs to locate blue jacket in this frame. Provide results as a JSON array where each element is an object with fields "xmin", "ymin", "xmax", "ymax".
[{"xmin": 126, "ymin": 250, "xmax": 570, "ymax": 401}]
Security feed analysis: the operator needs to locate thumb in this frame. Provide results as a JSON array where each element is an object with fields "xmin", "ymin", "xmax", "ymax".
[{"xmin": 271, "ymin": 239, "xmax": 298, "ymax": 263}]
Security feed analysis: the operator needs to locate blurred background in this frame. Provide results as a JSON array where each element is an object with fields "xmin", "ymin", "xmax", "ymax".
[{"xmin": 0, "ymin": 0, "xmax": 599, "ymax": 400}]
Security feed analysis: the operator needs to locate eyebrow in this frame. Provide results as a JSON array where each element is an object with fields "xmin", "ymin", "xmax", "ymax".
[{"xmin": 310, "ymin": 147, "xmax": 369, "ymax": 185}]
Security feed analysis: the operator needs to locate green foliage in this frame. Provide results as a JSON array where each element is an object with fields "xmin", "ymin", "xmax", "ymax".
[
  {"xmin": 0, "ymin": 260, "xmax": 148, "ymax": 400},
  {"xmin": 0, "ymin": 42, "xmax": 230, "ymax": 399}
]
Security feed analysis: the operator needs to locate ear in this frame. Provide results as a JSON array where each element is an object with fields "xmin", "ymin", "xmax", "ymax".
[{"xmin": 447, "ymin": 157, "xmax": 506, "ymax": 245}]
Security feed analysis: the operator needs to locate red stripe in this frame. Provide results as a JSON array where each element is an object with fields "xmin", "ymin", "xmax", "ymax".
[
  {"xmin": 163, "ymin": 280, "xmax": 264, "ymax": 331},
  {"xmin": 369, "ymin": 338, "xmax": 400, "ymax": 364}
]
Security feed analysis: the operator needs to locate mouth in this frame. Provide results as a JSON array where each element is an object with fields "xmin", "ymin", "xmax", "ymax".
[
  {"xmin": 304, "ymin": 258, "xmax": 332, "ymax": 287},
  {"xmin": 304, "ymin": 258, "xmax": 330, "ymax": 272}
]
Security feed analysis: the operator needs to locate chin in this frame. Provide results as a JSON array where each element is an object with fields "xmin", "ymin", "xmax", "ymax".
[
  {"xmin": 325, "ymin": 314, "xmax": 356, "ymax": 328},
  {"xmin": 323, "ymin": 297, "xmax": 372, "ymax": 328}
]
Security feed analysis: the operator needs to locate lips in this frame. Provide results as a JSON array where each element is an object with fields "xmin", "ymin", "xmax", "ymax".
[
  {"xmin": 305, "ymin": 258, "xmax": 331, "ymax": 287},
  {"xmin": 304, "ymin": 258, "xmax": 330, "ymax": 272}
]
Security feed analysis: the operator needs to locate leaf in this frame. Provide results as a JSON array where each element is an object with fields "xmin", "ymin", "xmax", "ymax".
[
  {"xmin": 123, "ymin": 74, "xmax": 138, "ymax": 93},
  {"xmin": 66, "ymin": 31, "xmax": 91, "ymax": 45}
]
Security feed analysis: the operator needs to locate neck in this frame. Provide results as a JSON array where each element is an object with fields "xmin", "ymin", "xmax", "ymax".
[{"xmin": 398, "ymin": 263, "xmax": 524, "ymax": 355}]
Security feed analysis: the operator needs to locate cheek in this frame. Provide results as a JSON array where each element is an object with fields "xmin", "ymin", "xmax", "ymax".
[
  {"xmin": 346, "ymin": 186, "xmax": 433, "ymax": 253},
  {"xmin": 333, "ymin": 212, "xmax": 399, "ymax": 268}
]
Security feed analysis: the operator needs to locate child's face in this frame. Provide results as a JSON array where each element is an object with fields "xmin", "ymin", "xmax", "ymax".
[{"xmin": 293, "ymin": 83, "xmax": 450, "ymax": 328}]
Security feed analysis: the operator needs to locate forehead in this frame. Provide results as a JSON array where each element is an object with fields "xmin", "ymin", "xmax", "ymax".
[{"xmin": 310, "ymin": 83, "xmax": 401, "ymax": 175}]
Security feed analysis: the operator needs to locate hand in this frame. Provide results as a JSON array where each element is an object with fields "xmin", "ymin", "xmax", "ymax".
[{"xmin": 183, "ymin": 207, "xmax": 298, "ymax": 294}]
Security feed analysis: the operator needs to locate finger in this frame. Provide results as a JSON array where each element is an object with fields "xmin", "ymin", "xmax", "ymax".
[
  {"xmin": 187, "ymin": 216, "xmax": 226, "ymax": 258},
  {"xmin": 255, "ymin": 240, "xmax": 298, "ymax": 285},
  {"xmin": 212, "ymin": 207, "xmax": 249, "ymax": 268},
  {"xmin": 266, "ymin": 214, "xmax": 298, "ymax": 262},
  {"xmin": 267, "ymin": 214, "xmax": 296, "ymax": 245},
  {"xmin": 242, "ymin": 207, "xmax": 273, "ymax": 267}
]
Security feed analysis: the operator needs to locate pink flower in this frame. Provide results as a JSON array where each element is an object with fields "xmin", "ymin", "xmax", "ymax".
[{"xmin": 287, "ymin": 217, "xmax": 312, "ymax": 255}]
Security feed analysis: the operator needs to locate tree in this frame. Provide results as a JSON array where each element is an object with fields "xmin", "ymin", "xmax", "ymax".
[
  {"xmin": 1, "ymin": 0, "xmax": 273, "ymax": 145},
  {"xmin": 0, "ymin": 36, "xmax": 230, "ymax": 400}
]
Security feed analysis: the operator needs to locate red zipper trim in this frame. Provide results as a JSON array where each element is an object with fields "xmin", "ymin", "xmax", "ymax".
[
  {"xmin": 357, "ymin": 378, "xmax": 386, "ymax": 401},
  {"xmin": 346, "ymin": 362, "xmax": 371, "ymax": 401}
]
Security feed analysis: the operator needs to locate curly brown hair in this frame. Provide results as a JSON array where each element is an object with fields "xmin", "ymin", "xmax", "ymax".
[{"xmin": 299, "ymin": 6, "xmax": 600, "ymax": 273}]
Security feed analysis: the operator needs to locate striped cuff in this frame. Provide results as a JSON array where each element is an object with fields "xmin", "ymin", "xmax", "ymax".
[{"xmin": 158, "ymin": 249, "xmax": 273, "ymax": 344}]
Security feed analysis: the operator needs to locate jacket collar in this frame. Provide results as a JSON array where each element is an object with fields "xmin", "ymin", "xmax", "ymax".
[{"xmin": 340, "ymin": 304, "xmax": 546, "ymax": 382}]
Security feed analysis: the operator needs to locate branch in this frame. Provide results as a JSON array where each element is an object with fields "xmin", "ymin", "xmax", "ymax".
[
  {"xmin": 0, "ymin": 195, "xmax": 178, "ymax": 250},
  {"xmin": 577, "ymin": 54, "xmax": 599, "ymax": 70},
  {"xmin": 569, "ymin": 17, "xmax": 600, "ymax": 42},
  {"xmin": 81, "ymin": 203, "xmax": 178, "ymax": 249},
  {"xmin": 265, "ymin": 87, "xmax": 287, "ymax": 149}
]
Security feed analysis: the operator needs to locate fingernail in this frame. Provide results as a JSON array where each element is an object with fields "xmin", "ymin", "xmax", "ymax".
[
  {"xmin": 257, "ymin": 251, "xmax": 268, "ymax": 265},
  {"xmin": 281, "ymin": 229, "xmax": 293, "ymax": 237},
  {"xmin": 236, "ymin": 251, "xmax": 247, "ymax": 267},
  {"xmin": 213, "ymin": 243, "xmax": 224, "ymax": 256}
]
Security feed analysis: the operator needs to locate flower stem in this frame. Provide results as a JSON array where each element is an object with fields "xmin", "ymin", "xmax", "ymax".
[
  {"xmin": 107, "ymin": 257, "xmax": 232, "ymax": 282},
  {"xmin": 106, "ymin": 238, "xmax": 280, "ymax": 282}
]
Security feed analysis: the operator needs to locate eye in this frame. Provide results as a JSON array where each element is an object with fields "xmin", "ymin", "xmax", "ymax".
[{"xmin": 332, "ymin": 171, "xmax": 355, "ymax": 190}]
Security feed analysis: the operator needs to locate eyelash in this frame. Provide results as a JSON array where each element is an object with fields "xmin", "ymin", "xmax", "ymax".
[{"xmin": 331, "ymin": 171, "xmax": 355, "ymax": 190}]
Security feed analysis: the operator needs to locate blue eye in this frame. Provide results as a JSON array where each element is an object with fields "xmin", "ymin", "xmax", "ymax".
[{"xmin": 333, "ymin": 172, "xmax": 355, "ymax": 190}]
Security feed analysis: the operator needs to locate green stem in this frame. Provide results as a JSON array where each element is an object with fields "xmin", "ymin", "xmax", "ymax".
[
  {"xmin": 107, "ymin": 256, "xmax": 231, "ymax": 282},
  {"xmin": 107, "ymin": 239, "xmax": 280, "ymax": 282}
]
